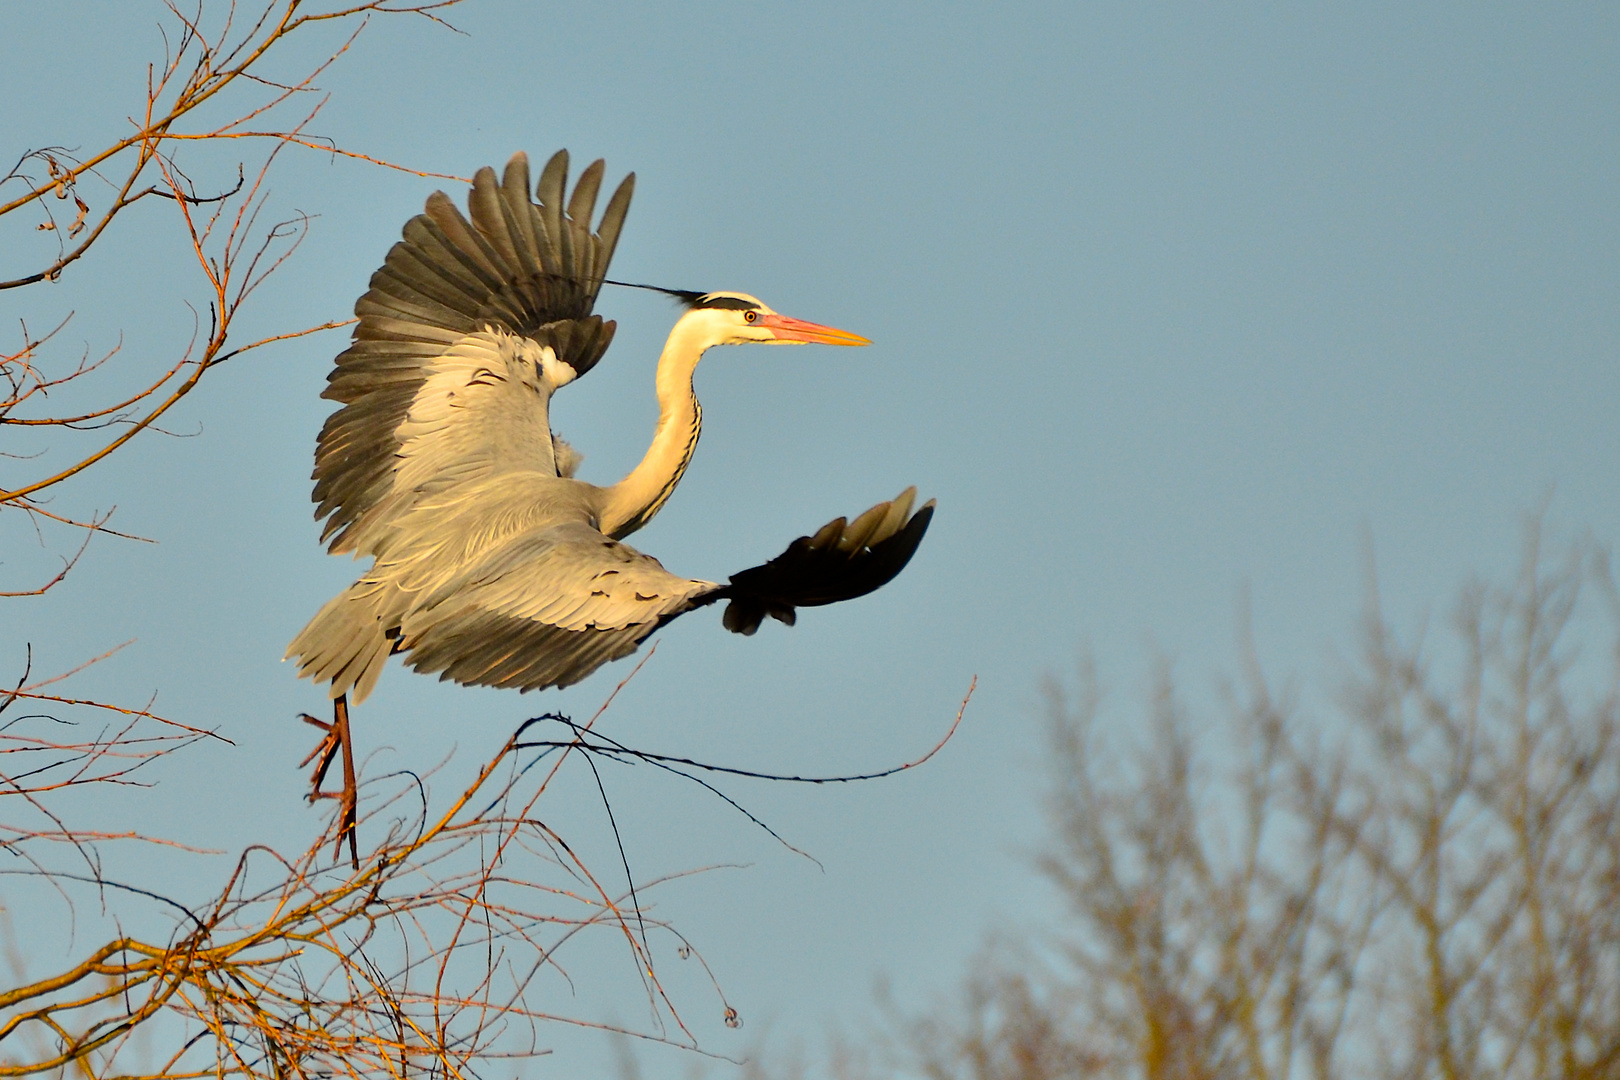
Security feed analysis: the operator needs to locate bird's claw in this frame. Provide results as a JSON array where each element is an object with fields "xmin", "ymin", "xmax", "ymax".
[
  {"xmin": 299, "ymin": 711, "xmax": 333, "ymax": 735},
  {"xmin": 329, "ymin": 787, "xmax": 359, "ymax": 868},
  {"xmin": 298, "ymin": 713, "xmax": 342, "ymax": 793}
]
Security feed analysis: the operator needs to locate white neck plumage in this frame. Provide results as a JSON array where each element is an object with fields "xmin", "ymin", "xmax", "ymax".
[{"xmin": 595, "ymin": 314, "xmax": 715, "ymax": 539}]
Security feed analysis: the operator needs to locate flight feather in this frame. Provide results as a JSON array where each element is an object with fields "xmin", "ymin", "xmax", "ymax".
[{"xmin": 312, "ymin": 150, "xmax": 634, "ymax": 555}]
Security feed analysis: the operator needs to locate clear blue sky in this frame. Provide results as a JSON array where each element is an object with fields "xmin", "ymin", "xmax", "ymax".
[{"xmin": 4, "ymin": 2, "xmax": 1618, "ymax": 1076}]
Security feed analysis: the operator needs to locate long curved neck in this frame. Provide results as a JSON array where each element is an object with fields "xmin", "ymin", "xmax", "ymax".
[{"xmin": 597, "ymin": 317, "xmax": 712, "ymax": 539}]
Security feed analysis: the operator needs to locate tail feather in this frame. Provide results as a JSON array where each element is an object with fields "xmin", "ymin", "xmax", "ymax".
[{"xmin": 286, "ymin": 584, "xmax": 396, "ymax": 704}]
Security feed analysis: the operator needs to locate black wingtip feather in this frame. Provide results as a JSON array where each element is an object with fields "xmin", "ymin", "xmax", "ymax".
[{"xmin": 713, "ymin": 491, "xmax": 936, "ymax": 636}]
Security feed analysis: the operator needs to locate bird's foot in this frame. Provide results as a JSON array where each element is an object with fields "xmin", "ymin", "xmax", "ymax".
[
  {"xmin": 298, "ymin": 699, "xmax": 360, "ymax": 869},
  {"xmin": 299, "ymin": 713, "xmax": 342, "ymax": 794}
]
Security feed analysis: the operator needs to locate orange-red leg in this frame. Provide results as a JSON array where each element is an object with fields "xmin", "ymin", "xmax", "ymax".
[{"xmin": 299, "ymin": 694, "xmax": 359, "ymax": 868}]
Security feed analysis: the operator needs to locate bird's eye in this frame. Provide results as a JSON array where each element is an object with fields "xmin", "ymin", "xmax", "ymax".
[{"xmin": 743, "ymin": 310, "xmax": 757, "ymax": 323}]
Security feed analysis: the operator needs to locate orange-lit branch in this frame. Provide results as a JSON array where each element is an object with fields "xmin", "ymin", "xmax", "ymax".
[
  {"xmin": 2, "ymin": 0, "xmax": 468, "ymax": 576},
  {"xmin": 0, "ymin": 659, "xmax": 968, "ymax": 1080}
]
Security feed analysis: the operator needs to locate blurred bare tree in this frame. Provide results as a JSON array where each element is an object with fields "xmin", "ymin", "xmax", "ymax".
[{"xmin": 825, "ymin": 526, "xmax": 1619, "ymax": 1080}]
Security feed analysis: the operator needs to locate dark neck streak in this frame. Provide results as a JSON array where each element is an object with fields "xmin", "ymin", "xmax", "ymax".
[
  {"xmin": 597, "ymin": 316, "xmax": 711, "ymax": 539},
  {"xmin": 633, "ymin": 397, "xmax": 700, "ymax": 532}
]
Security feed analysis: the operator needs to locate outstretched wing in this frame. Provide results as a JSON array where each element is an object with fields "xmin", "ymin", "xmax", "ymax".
[
  {"xmin": 392, "ymin": 489, "xmax": 935, "ymax": 693},
  {"xmin": 700, "ymin": 486, "xmax": 935, "ymax": 635},
  {"xmin": 398, "ymin": 521, "xmax": 714, "ymax": 691},
  {"xmin": 313, "ymin": 150, "xmax": 635, "ymax": 554}
]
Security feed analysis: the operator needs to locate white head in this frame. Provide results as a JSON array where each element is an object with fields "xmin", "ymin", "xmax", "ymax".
[{"xmin": 673, "ymin": 291, "xmax": 871, "ymax": 350}]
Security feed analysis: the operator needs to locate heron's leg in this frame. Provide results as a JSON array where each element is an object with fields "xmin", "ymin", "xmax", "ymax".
[
  {"xmin": 298, "ymin": 695, "xmax": 360, "ymax": 869},
  {"xmin": 331, "ymin": 696, "xmax": 360, "ymax": 868}
]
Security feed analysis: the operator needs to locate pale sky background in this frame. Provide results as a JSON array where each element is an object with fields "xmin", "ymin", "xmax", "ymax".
[{"xmin": 4, "ymin": 2, "xmax": 1618, "ymax": 1077}]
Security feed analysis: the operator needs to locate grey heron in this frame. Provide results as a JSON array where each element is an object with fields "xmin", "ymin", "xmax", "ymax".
[{"xmin": 286, "ymin": 150, "xmax": 933, "ymax": 860}]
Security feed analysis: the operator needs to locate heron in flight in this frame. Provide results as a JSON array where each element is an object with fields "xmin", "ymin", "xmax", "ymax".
[{"xmin": 286, "ymin": 150, "xmax": 933, "ymax": 861}]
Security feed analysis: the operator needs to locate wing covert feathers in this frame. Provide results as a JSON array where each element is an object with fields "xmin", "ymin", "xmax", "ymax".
[
  {"xmin": 395, "ymin": 523, "xmax": 713, "ymax": 693},
  {"xmin": 312, "ymin": 150, "xmax": 634, "ymax": 552}
]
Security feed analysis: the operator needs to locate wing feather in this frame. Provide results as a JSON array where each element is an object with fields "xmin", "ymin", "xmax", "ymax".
[
  {"xmin": 593, "ymin": 173, "xmax": 634, "ymax": 297},
  {"xmin": 467, "ymin": 166, "xmax": 522, "ymax": 274},
  {"xmin": 536, "ymin": 150, "xmax": 568, "ymax": 271},
  {"xmin": 499, "ymin": 155, "xmax": 547, "ymax": 280},
  {"xmin": 354, "ymin": 292, "xmax": 466, "ymax": 333},
  {"xmin": 372, "ymin": 255, "xmax": 483, "ymax": 321},
  {"xmin": 567, "ymin": 160, "xmax": 604, "ymax": 241},
  {"xmin": 398, "ymin": 522, "xmax": 714, "ymax": 691},
  {"xmin": 567, "ymin": 159, "xmax": 605, "ymax": 283},
  {"xmin": 394, "ymin": 491, "xmax": 934, "ymax": 690},
  {"xmin": 417, "ymin": 197, "xmax": 510, "ymax": 289},
  {"xmin": 679, "ymin": 488, "xmax": 935, "ymax": 636},
  {"xmin": 312, "ymin": 150, "xmax": 634, "ymax": 554}
]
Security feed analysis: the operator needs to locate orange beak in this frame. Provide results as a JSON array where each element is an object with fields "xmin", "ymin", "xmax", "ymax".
[{"xmin": 755, "ymin": 313, "xmax": 870, "ymax": 346}]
